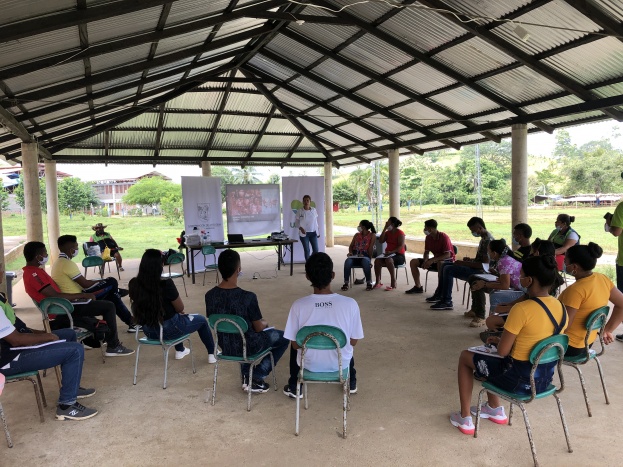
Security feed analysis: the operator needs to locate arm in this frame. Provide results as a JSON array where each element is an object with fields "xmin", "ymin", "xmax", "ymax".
[
  {"xmin": 471, "ymin": 275, "xmax": 510, "ymax": 292},
  {"xmin": 565, "ymin": 306, "xmax": 579, "ymax": 330},
  {"xmin": 423, "ymin": 251, "xmax": 450, "ymax": 269},
  {"xmin": 366, "ymin": 234, "xmax": 375, "ymax": 258},
  {"xmin": 73, "ymin": 275, "xmax": 100, "ymax": 289},
  {"xmin": 489, "ymin": 329, "xmax": 517, "ymax": 357},
  {"xmin": 555, "ymin": 238, "xmax": 577, "ymax": 256},
  {"xmin": 350, "ymin": 338, "xmax": 358, "ymax": 346},
  {"xmin": 291, "ymin": 340, "xmax": 300, "ymax": 350},
  {"xmin": 347, "ymin": 235, "xmax": 356, "ymax": 256},
  {"xmin": 39, "ymin": 284, "xmax": 95, "ymax": 301},
  {"xmin": 3, "ymin": 329, "xmax": 59, "ymax": 347},
  {"xmin": 603, "ymin": 287, "xmax": 623, "ymax": 343},
  {"xmin": 252, "ymin": 319, "xmax": 269, "ymax": 332},
  {"xmin": 171, "ymin": 296, "xmax": 185, "ymax": 314}
]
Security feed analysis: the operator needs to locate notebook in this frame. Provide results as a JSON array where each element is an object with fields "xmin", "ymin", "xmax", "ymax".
[{"xmin": 227, "ymin": 233, "xmax": 245, "ymax": 244}]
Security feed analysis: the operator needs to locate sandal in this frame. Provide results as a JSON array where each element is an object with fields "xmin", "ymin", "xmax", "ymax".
[
  {"xmin": 384, "ymin": 286, "xmax": 396, "ymax": 291},
  {"xmin": 373, "ymin": 283, "xmax": 384, "ymax": 289},
  {"xmin": 341, "ymin": 283, "xmax": 349, "ymax": 291},
  {"xmin": 365, "ymin": 283, "xmax": 373, "ymax": 291}
]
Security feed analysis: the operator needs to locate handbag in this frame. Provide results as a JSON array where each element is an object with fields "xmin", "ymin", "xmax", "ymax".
[{"xmin": 101, "ymin": 246, "xmax": 112, "ymax": 261}]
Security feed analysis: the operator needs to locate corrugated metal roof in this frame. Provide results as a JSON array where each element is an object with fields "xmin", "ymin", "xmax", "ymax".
[
  {"xmin": 390, "ymin": 62, "xmax": 457, "ymax": 94},
  {"xmin": 218, "ymin": 115, "xmax": 266, "ymax": 133},
  {"xmin": 430, "ymin": 87, "xmax": 499, "ymax": 115},
  {"xmin": 356, "ymin": 83, "xmax": 408, "ymax": 107},
  {"xmin": 393, "ymin": 102, "xmax": 449, "ymax": 126},
  {"xmin": 0, "ymin": 27, "xmax": 79, "ymax": 70},
  {"xmin": 224, "ymin": 92, "xmax": 272, "ymax": 113},
  {"xmin": 159, "ymin": 149, "xmax": 203, "ymax": 158},
  {"xmin": 479, "ymin": 66, "xmax": 564, "ymax": 103},
  {"xmin": 363, "ymin": 117, "xmax": 411, "ymax": 134},
  {"xmin": 166, "ymin": 0, "xmax": 231, "ymax": 26},
  {"xmin": 330, "ymin": 97, "xmax": 374, "ymax": 118},
  {"xmin": 311, "ymin": 59, "xmax": 370, "ymax": 89},
  {"xmin": 256, "ymin": 135, "xmax": 300, "ymax": 150},
  {"xmin": 161, "ymin": 131, "xmax": 208, "ymax": 148},
  {"xmin": 339, "ymin": 123, "xmax": 383, "ymax": 141},
  {"xmin": 0, "ymin": 0, "xmax": 75, "ymax": 27},
  {"xmin": 434, "ymin": 37, "xmax": 516, "ymax": 77},
  {"xmin": 290, "ymin": 76, "xmax": 337, "ymax": 101},
  {"xmin": 155, "ymin": 28, "xmax": 213, "ymax": 57},
  {"xmin": 265, "ymin": 35, "xmax": 324, "ymax": 68},
  {"xmin": 5, "ymin": 60, "xmax": 84, "ymax": 94},
  {"xmin": 88, "ymin": 7, "xmax": 163, "ymax": 44},
  {"xmin": 90, "ymin": 44, "xmax": 151, "ymax": 74},
  {"xmin": 441, "ymin": 0, "xmax": 531, "ymax": 25},
  {"xmin": 340, "ymin": 34, "xmax": 412, "ymax": 74}
]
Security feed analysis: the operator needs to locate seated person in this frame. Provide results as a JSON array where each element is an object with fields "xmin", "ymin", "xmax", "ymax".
[
  {"xmin": 129, "ymin": 249, "xmax": 216, "ymax": 363},
  {"xmin": 0, "ymin": 268, "xmax": 97, "ymax": 421},
  {"xmin": 512, "ymin": 223, "xmax": 532, "ymax": 260},
  {"xmin": 22, "ymin": 241, "xmax": 134, "ymax": 357},
  {"xmin": 405, "ymin": 219, "xmax": 455, "ymax": 295},
  {"xmin": 283, "ymin": 252, "xmax": 364, "ymax": 398},
  {"xmin": 559, "ymin": 243, "xmax": 623, "ymax": 356},
  {"xmin": 373, "ymin": 217, "xmax": 406, "ymax": 291},
  {"xmin": 467, "ymin": 239, "xmax": 523, "ymax": 327},
  {"xmin": 205, "ymin": 249, "xmax": 289, "ymax": 393},
  {"xmin": 450, "ymin": 255, "xmax": 566, "ymax": 435},
  {"xmin": 51, "ymin": 235, "xmax": 138, "ymax": 333},
  {"xmin": 429, "ymin": 217, "xmax": 493, "ymax": 311},
  {"xmin": 90, "ymin": 223, "xmax": 124, "ymax": 271},
  {"xmin": 342, "ymin": 220, "xmax": 376, "ymax": 291},
  {"xmin": 547, "ymin": 214, "xmax": 580, "ymax": 271}
]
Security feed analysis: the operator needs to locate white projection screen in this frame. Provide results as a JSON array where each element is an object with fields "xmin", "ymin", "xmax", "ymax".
[{"xmin": 225, "ymin": 184, "xmax": 281, "ymax": 236}]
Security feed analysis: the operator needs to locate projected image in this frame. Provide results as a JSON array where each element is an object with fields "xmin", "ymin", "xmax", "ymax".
[{"xmin": 226, "ymin": 184, "xmax": 281, "ymax": 235}]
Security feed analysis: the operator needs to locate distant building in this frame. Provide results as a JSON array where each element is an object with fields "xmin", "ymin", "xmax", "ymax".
[
  {"xmin": 0, "ymin": 163, "xmax": 72, "ymax": 192},
  {"xmin": 91, "ymin": 171, "xmax": 171, "ymax": 215}
]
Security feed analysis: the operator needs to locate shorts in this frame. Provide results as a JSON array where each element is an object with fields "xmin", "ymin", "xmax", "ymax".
[
  {"xmin": 565, "ymin": 344, "xmax": 590, "ymax": 358},
  {"xmin": 392, "ymin": 253, "xmax": 406, "ymax": 266},
  {"xmin": 472, "ymin": 353, "xmax": 556, "ymax": 395}
]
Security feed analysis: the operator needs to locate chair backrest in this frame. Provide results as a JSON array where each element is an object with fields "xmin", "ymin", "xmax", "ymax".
[
  {"xmin": 296, "ymin": 325, "xmax": 347, "ymax": 350},
  {"xmin": 586, "ymin": 306, "xmax": 609, "ymax": 332},
  {"xmin": 202, "ymin": 245, "xmax": 216, "ymax": 255},
  {"xmin": 166, "ymin": 252, "xmax": 185, "ymax": 265},
  {"xmin": 83, "ymin": 241, "xmax": 99, "ymax": 256},
  {"xmin": 529, "ymin": 334, "xmax": 568, "ymax": 365},
  {"xmin": 208, "ymin": 314, "xmax": 250, "ymax": 358},
  {"xmin": 38, "ymin": 297, "xmax": 75, "ymax": 328},
  {"xmin": 82, "ymin": 256, "xmax": 104, "ymax": 268}
]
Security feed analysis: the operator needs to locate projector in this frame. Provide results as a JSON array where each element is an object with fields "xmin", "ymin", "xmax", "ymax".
[{"xmin": 271, "ymin": 231, "xmax": 289, "ymax": 241}]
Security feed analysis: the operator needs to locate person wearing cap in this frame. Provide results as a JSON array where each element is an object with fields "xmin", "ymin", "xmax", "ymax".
[{"xmin": 90, "ymin": 223, "xmax": 124, "ymax": 271}]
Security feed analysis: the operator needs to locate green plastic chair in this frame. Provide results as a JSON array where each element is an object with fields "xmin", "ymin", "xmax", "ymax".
[
  {"xmin": 295, "ymin": 325, "xmax": 350, "ymax": 438},
  {"xmin": 162, "ymin": 252, "xmax": 187, "ymax": 297},
  {"xmin": 82, "ymin": 255, "xmax": 104, "ymax": 279},
  {"xmin": 208, "ymin": 314, "xmax": 277, "ymax": 412},
  {"xmin": 201, "ymin": 245, "xmax": 219, "ymax": 286},
  {"xmin": 82, "ymin": 242, "xmax": 120, "ymax": 279},
  {"xmin": 133, "ymin": 324, "xmax": 196, "ymax": 389},
  {"xmin": 563, "ymin": 306, "xmax": 610, "ymax": 416},
  {"xmin": 0, "ymin": 374, "xmax": 12, "ymax": 447},
  {"xmin": 475, "ymin": 334, "xmax": 572, "ymax": 466},
  {"xmin": 4, "ymin": 370, "xmax": 47, "ymax": 424}
]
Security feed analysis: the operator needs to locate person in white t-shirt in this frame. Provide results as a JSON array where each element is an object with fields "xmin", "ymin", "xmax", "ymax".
[
  {"xmin": 296, "ymin": 195, "xmax": 319, "ymax": 261},
  {"xmin": 283, "ymin": 252, "xmax": 364, "ymax": 398}
]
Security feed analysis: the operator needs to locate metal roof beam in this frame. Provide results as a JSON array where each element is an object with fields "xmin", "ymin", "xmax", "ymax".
[
  {"xmin": 281, "ymin": 135, "xmax": 305, "ymax": 168},
  {"xmin": 242, "ymin": 105, "xmax": 276, "ymax": 164},
  {"xmin": 47, "ymin": 155, "xmax": 331, "ymax": 164},
  {"xmin": 202, "ymin": 71, "xmax": 235, "ymax": 158},
  {"xmin": 563, "ymin": 0, "xmax": 623, "ymax": 44},
  {"xmin": 0, "ymin": 105, "xmax": 52, "ymax": 159},
  {"xmin": 153, "ymin": 104, "xmax": 165, "ymax": 158},
  {"xmin": 244, "ymin": 12, "xmax": 358, "ymax": 25}
]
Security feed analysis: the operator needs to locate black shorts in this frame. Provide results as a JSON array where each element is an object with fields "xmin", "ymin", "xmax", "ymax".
[
  {"xmin": 392, "ymin": 253, "xmax": 406, "ymax": 266},
  {"xmin": 472, "ymin": 353, "xmax": 556, "ymax": 395}
]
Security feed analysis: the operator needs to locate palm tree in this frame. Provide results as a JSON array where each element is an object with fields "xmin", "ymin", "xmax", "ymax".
[{"xmin": 231, "ymin": 167, "xmax": 261, "ymax": 184}]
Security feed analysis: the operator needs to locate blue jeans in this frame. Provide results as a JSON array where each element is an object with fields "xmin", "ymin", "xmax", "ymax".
[
  {"xmin": 441, "ymin": 265, "xmax": 482, "ymax": 302},
  {"xmin": 0, "ymin": 329, "xmax": 83, "ymax": 406},
  {"xmin": 300, "ymin": 231, "xmax": 319, "ymax": 261},
  {"xmin": 488, "ymin": 290, "xmax": 525, "ymax": 313},
  {"xmin": 344, "ymin": 256, "xmax": 371, "ymax": 284},
  {"xmin": 142, "ymin": 313, "xmax": 215, "ymax": 355},
  {"xmin": 241, "ymin": 329, "xmax": 289, "ymax": 381},
  {"xmin": 89, "ymin": 277, "xmax": 133, "ymax": 326}
]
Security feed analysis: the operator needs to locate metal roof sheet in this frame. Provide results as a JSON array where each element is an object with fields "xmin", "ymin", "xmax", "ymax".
[
  {"xmin": 0, "ymin": 27, "xmax": 79, "ymax": 70},
  {"xmin": 289, "ymin": 14, "xmax": 359, "ymax": 50},
  {"xmin": 390, "ymin": 62, "xmax": 457, "ymax": 94},
  {"xmin": 155, "ymin": 28, "xmax": 213, "ymax": 57},
  {"xmin": 311, "ymin": 59, "xmax": 370, "ymax": 89},
  {"xmin": 5, "ymin": 60, "xmax": 84, "ymax": 94},
  {"xmin": 218, "ymin": 115, "xmax": 266, "ymax": 133},
  {"xmin": 339, "ymin": 123, "xmax": 383, "ymax": 141},
  {"xmin": 224, "ymin": 92, "xmax": 272, "ymax": 113},
  {"xmin": 355, "ymin": 83, "xmax": 408, "ymax": 107},
  {"xmin": 362, "ymin": 117, "xmax": 411, "ymax": 134},
  {"xmin": 256, "ymin": 135, "xmax": 300, "ymax": 150},
  {"xmin": 0, "ymin": 0, "xmax": 75, "ymax": 27},
  {"xmin": 340, "ymin": 33, "xmax": 413, "ymax": 74},
  {"xmin": 479, "ymin": 66, "xmax": 564, "ymax": 103},
  {"xmin": 166, "ymin": 0, "xmax": 231, "ymax": 26},
  {"xmin": 159, "ymin": 149, "xmax": 203, "ymax": 158},
  {"xmin": 430, "ymin": 87, "xmax": 499, "ymax": 115},
  {"xmin": 161, "ymin": 131, "xmax": 208, "ymax": 148},
  {"xmin": 434, "ymin": 36, "xmax": 516, "ymax": 77},
  {"xmin": 393, "ymin": 102, "xmax": 449, "ymax": 127},
  {"xmin": 89, "ymin": 44, "xmax": 151, "ymax": 74},
  {"xmin": 88, "ymin": 7, "xmax": 163, "ymax": 44},
  {"xmin": 289, "ymin": 77, "xmax": 337, "ymax": 101},
  {"xmin": 264, "ymin": 34, "xmax": 324, "ymax": 68},
  {"xmin": 330, "ymin": 97, "xmax": 374, "ymax": 118},
  {"xmin": 440, "ymin": 0, "xmax": 531, "ymax": 25}
]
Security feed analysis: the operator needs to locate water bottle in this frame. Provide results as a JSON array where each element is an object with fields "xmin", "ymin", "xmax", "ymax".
[{"xmin": 206, "ymin": 231, "xmax": 211, "ymax": 243}]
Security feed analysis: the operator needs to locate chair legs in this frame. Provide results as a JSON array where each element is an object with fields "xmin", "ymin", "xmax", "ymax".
[
  {"xmin": 134, "ymin": 338, "xmax": 195, "ymax": 389},
  {"xmin": 0, "ymin": 402, "xmax": 12, "ymax": 448},
  {"xmin": 9, "ymin": 374, "xmax": 47, "ymax": 423},
  {"xmin": 565, "ymin": 359, "xmax": 610, "ymax": 417},
  {"xmin": 295, "ymin": 379, "xmax": 349, "ymax": 438},
  {"xmin": 554, "ymin": 393, "xmax": 573, "ymax": 455},
  {"xmin": 133, "ymin": 343, "xmax": 142, "ymax": 386}
]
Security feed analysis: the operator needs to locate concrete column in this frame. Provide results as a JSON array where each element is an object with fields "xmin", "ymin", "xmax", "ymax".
[
  {"xmin": 45, "ymin": 160, "xmax": 61, "ymax": 263},
  {"xmin": 324, "ymin": 162, "xmax": 334, "ymax": 247},
  {"xmin": 0, "ymin": 209, "xmax": 6, "ymax": 295},
  {"xmin": 511, "ymin": 124, "xmax": 528, "ymax": 239},
  {"xmin": 201, "ymin": 160, "xmax": 212, "ymax": 177},
  {"xmin": 22, "ymin": 142, "xmax": 43, "ymax": 242},
  {"xmin": 388, "ymin": 149, "xmax": 400, "ymax": 217}
]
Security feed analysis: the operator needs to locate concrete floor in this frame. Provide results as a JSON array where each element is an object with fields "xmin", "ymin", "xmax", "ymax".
[{"xmin": 2, "ymin": 246, "xmax": 622, "ymax": 466}]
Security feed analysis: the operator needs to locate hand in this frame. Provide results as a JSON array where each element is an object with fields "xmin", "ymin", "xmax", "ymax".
[
  {"xmin": 422, "ymin": 259, "xmax": 433, "ymax": 269},
  {"xmin": 82, "ymin": 293, "xmax": 97, "ymax": 300},
  {"xmin": 486, "ymin": 336, "xmax": 500, "ymax": 345},
  {"xmin": 48, "ymin": 333, "xmax": 60, "ymax": 341},
  {"xmin": 603, "ymin": 331, "xmax": 614, "ymax": 345},
  {"xmin": 347, "ymin": 253, "xmax": 352, "ymax": 257},
  {"xmin": 463, "ymin": 256, "xmax": 471, "ymax": 261},
  {"xmin": 471, "ymin": 280, "xmax": 485, "ymax": 291},
  {"xmin": 299, "ymin": 227, "xmax": 306, "ymax": 234},
  {"xmin": 385, "ymin": 220, "xmax": 391, "ymax": 229},
  {"xmin": 118, "ymin": 247, "xmax": 124, "ymax": 251}
]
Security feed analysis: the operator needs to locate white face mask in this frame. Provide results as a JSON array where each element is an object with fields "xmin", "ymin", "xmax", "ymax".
[
  {"xmin": 423, "ymin": 229, "xmax": 430, "ymax": 236},
  {"xmin": 38, "ymin": 255, "xmax": 49, "ymax": 265},
  {"xmin": 237, "ymin": 270, "xmax": 243, "ymax": 277},
  {"xmin": 605, "ymin": 222, "xmax": 611, "ymax": 233},
  {"xmin": 72, "ymin": 249, "xmax": 80, "ymax": 258},
  {"xmin": 387, "ymin": 225, "xmax": 393, "ymax": 231},
  {"xmin": 357, "ymin": 226, "xmax": 363, "ymax": 233},
  {"xmin": 471, "ymin": 231, "xmax": 480, "ymax": 238}
]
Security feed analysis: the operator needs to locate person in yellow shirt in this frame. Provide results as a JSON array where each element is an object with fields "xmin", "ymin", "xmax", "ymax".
[
  {"xmin": 559, "ymin": 243, "xmax": 623, "ymax": 356},
  {"xmin": 450, "ymin": 255, "xmax": 566, "ymax": 435}
]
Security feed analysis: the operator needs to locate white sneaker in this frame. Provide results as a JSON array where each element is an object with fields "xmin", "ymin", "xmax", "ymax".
[
  {"xmin": 208, "ymin": 353, "xmax": 217, "ymax": 364},
  {"xmin": 175, "ymin": 348, "xmax": 190, "ymax": 360}
]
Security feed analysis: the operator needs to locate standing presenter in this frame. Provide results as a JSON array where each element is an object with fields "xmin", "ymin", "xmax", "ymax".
[{"xmin": 296, "ymin": 195, "xmax": 319, "ymax": 261}]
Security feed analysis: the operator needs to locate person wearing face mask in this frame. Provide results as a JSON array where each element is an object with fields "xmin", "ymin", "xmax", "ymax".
[
  {"xmin": 373, "ymin": 217, "xmax": 406, "ymax": 290},
  {"xmin": 512, "ymin": 223, "xmax": 532, "ymax": 260},
  {"xmin": 559, "ymin": 243, "xmax": 623, "ymax": 355},
  {"xmin": 51, "ymin": 235, "xmax": 139, "ymax": 333},
  {"xmin": 130, "ymin": 249, "xmax": 216, "ymax": 363},
  {"xmin": 342, "ymin": 220, "xmax": 376, "ymax": 291},
  {"xmin": 430, "ymin": 217, "xmax": 493, "ymax": 311},
  {"xmin": 547, "ymin": 214, "xmax": 580, "ymax": 271},
  {"xmin": 205, "ymin": 249, "xmax": 289, "ymax": 393},
  {"xmin": 405, "ymin": 219, "xmax": 455, "ymax": 295},
  {"xmin": 90, "ymin": 223, "xmax": 124, "ymax": 271},
  {"xmin": 21, "ymin": 241, "xmax": 134, "ymax": 357}
]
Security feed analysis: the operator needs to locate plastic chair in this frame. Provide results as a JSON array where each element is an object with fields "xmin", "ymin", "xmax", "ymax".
[
  {"xmin": 201, "ymin": 245, "xmax": 219, "ymax": 286},
  {"xmin": 295, "ymin": 325, "xmax": 350, "ymax": 438},
  {"xmin": 474, "ymin": 334, "xmax": 572, "ymax": 466},
  {"xmin": 162, "ymin": 252, "xmax": 187, "ymax": 297},
  {"xmin": 133, "ymin": 324, "xmax": 195, "ymax": 389},
  {"xmin": 208, "ymin": 314, "xmax": 277, "ymax": 412},
  {"xmin": 424, "ymin": 245, "xmax": 460, "ymax": 292},
  {"xmin": 82, "ymin": 255, "xmax": 104, "ymax": 279},
  {"xmin": 0, "ymin": 374, "xmax": 13, "ymax": 448},
  {"xmin": 5, "ymin": 370, "xmax": 48, "ymax": 424},
  {"xmin": 83, "ymin": 242, "xmax": 120, "ymax": 279},
  {"xmin": 563, "ymin": 306, "xmax": 610, "ymax": 417}
]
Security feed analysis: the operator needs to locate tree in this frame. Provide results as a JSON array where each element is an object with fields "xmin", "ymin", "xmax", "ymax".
[
  {"xmin": 161, "ymin": 194, "xmax": 183, "ymax": 226},
  {"xmin": 210, "ymin": 166, "xmax": 234, "ymax": 202},
  {"xmin": 333, "ymin": 181, "xmax": 357, "ymax": 206},
  {"xmin": 123, "ymin": 176, "xmax": 181, "ymax": 207},
  {"xmin": 14, "ymin": 177, "xmax": 47, "ymax": 211},
  {"xmin": 266, "ymin": 173, "xmax": 280, "ymax": 185},
  {"xmin": 0, "ymin": 189, "xmax": 9, "ymax": 211},
  {"xmin": 231, "ymin": 167, "xmax": 261, "ymax": 184},
  {"xmin": 562, "ymin": 142, "xmax": 623, "ymax": 194},
  {"xmin": 58, "ymin": 177, "xmax": 99, "ymax": 213},
  {"xmin": 553, "ymin": 129, "xmax": 579, "ymax": 159}
]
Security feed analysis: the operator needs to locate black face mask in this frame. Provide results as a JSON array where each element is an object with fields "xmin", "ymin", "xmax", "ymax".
[{"xmin": 96, "ymin": 230, "xmax": 104, "ymax": 235}]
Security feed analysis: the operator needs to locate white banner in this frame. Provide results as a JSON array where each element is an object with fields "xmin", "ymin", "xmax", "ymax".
[
  {"xmin": 181, "ymin": 176, "xmax": 224, "ymax": 273},
  {"xmin": 282, "ymin": 176, "xmax": 325, "ymax": 263}
]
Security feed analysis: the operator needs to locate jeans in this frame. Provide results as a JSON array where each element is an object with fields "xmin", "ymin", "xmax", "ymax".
[
  {"xmin": 0, "ymin": 329, "xmax": 83, "ymax": 406},
  {"xmin": 488, "ymin": 290, "xmax": 525, "ymax": 314},
  {"xmin": 90, "ymin": 277, "xmax": 133, "ymax": 326},
  {"xmin": 73, "ymin": 300, "xmax": 120, "ymax": 347},
  {"xmin": 142, "ymin": 313, "xmax": 215, "ymax": 355},
  {"xmin": 241, "ymin": 329, "xmax": 289, "ymax": 381},
  {"xmin": 287, "ymin": 345, "xmax": 357, "ymax": 389},
  {"xmin": 440, "ymin": 265, "xmax": 482, "ymax": 302},
  {"xmin": 300, "ymin": 231, "xmax": 319, "ymax": 261},
  {"xmin": 617, "ymin": 264, "xmax": 623, "ymax": 293},
  {"xmin": 344, "ymin": 256, "xmax": 371, "ymax": 284}
]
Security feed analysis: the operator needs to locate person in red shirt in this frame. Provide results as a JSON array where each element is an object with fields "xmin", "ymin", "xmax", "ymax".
[
  {"xmin": 373, "ymin": 217, "xmax": 406, "ymax": 291},
  {"xmin": 405, "ymin": 219, "xmax": 455, "ymax": 294}
]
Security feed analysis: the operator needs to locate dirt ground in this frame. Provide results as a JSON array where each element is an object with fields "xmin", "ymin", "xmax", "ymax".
[{"xmin": 2, "ymin": 246, "xmax": 622, "ymax": 466}]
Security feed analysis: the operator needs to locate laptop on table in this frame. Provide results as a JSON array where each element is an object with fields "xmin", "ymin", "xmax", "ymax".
[{"xmin": 227, "ymin": 234, "xmax": 245, "ymax": 244}]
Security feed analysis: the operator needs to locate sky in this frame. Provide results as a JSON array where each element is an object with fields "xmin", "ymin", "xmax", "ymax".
[{"xmin": 56, "ymin": 120, "xmax": 623, "ymax": 183}]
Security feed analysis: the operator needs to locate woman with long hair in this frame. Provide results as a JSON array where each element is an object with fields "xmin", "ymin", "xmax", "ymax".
[
  {"xmin": 129, "ymin": 249, "xmax": 216, "ymax": 362},
  {"xmin": 342, "ymin": 220, "xmax": 376, "ymax": 291}
]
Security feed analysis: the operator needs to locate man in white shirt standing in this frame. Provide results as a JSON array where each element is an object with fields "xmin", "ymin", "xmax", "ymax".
[
  {"xmin": 296, "ymin": 195, "xmax": 319, "ymax": 261},
  {"xmin": 283, "ymin": 252, "xmax": 364, "ymax": 398}
]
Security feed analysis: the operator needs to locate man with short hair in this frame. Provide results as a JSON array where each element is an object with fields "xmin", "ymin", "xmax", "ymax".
[
  {"xmin": 283, "ymin": 252, "xmax": 364, "ymax": 398},
  {"xmin": 512, "ymin": 223, "xmax": 532, "ymax": 260},
  {"xmin": 405, "ymin": 219, "xmax": 455, "ymax": 294},
  {"xmin": 22, "ymin": 241, "xmax": 134, "ymax": 357},
  {"xmin": 605, "ymin": 187, "xmax": 623, "ymax": 342},
  {"xmin": 430, "ymin": 217, "xmax": 494, "ymax": 322}
]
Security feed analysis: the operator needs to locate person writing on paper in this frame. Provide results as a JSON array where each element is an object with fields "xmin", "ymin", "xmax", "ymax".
[
  {"xmin": 296, "ymin": 195, "xmax": 319, "ymax": 261},
  {"xmin": 0, "ymin": 262, "xmax": 98, "ymax": 421},
  {"xmin": 559, "ymin": 243, "xmax": 623, "ymax": 355},
  {"xmin": 547, "ymin": 214, "xmax": 580, "ymax": 271},
  {"xmin": 373, "ymin": 217, "xmax": 406, "ymax": 291},
  {"xmin": 467, "ymin": 240, "xmax": 523, "ymax": 327},
  {"xmin": 129, "ymin": 249, "xmax": 217, "ymax": 363},
  {"xmin": 90, "ymin": 223, "xmax": 124, "ymax": 271},
  {"xmin": 450, "ymin": 255, "xmax": 566, "ymax": 435},
  {"xmin": 342, "ymin": 220, "xmax": 376, "ymax": 291}
]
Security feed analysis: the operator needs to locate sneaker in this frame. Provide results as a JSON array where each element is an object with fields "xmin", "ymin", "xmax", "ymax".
[
  {"xmin": 349, "ymin": 383, "xmax": 358, "ymax": 394},
  {"xmin": 208, "ymin": 354, "xmax": 217, "ymax": 364},
  {"xmin": 119, "ymin": 267, "xmax": 125, "ymax": 272},
  {"xmin": 425, "ymin": 294, "xmax": 441, "ymax": 303},
  {"xmin": 56, "ymin": 402, "xmax": 98, "ymax": 421},
  {"xmin": 175, "ymin": 347, "xmax": 190, "ymax": 360},
  {"xmin": 450, "ymin": 412, "xmax": 474, "ymax": 435},
  {"xmin": 117, "ymin": 288, "xmax": 129, "ymax": 298},
  {"xmin": 127, "ymin": 324, "xmax": 142, "ymax": 333},
  {"xmin": 616, "ymin": 334, "xmax": 623, "ymax": 342},
  {"xmin": 430, "ymin": 301, "xmax": 453, "ymax": 310},
  {"xmin": 469, "ymin": 317, "xmax": 486, "ymax": 327},
  {"xmin": 464, "ymin": 310, "xmax": 476, "ymax": 318},
  {"xmin": 247, "ymin": 379, "xmax": 270, "ymax": 393},
  {"xmin": 241, "ymin": 375, "xmax": 248, "ymax": 391},
  {"xmin": 76, "ymin": 387, "xmax": 96, "ymax": 399},
  {"xmin": 104, "ymin": 344, "xmax": 135, "ymax": 357},
  {"xmin": 405, "ymin": 286, "xmax": 424, "ymax": 294},
  {"xmin": 470, "ymin": 403, "xmax": 508, "ymax": 424},
  {"xmin": 283, "ymin": 384, "xmax": 303, "ymax": 399},
  {"xmin": 354, "ymin": 278, "xmax": 365, "ymax": 285}
]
